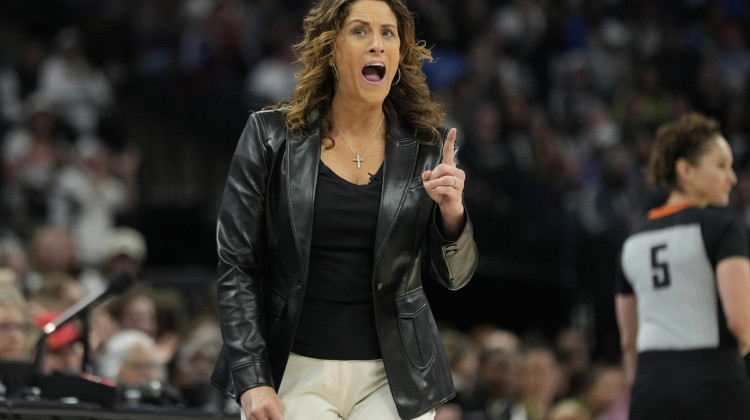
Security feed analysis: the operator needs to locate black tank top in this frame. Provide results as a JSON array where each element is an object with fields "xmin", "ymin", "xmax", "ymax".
[{"xmin": 291, "ymin": 161, "xmax": 384, "ymax": 360}]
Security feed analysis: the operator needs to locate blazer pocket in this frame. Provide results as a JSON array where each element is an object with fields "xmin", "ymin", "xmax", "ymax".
[
  {"xmin": 266, "ymin": 288, "xmax": 287, "ymax": 319},
  {"xmin": 265, "ymin": 289, "xmax": 287, "ymax": 348},
  {"xmin": 394, "ymin": 287, "xmax": 436, "ymax": 370}
]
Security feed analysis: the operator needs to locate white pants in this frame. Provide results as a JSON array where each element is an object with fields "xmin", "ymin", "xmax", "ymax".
[{"xmin": 242, "ymin": 353, "xmax": 436, "ymax": 420}]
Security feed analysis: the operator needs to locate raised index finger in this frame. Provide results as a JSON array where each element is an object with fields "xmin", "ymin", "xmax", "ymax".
[{"xmin": 442, "ymin": 128, "xmax": 457, "ymax": 166}]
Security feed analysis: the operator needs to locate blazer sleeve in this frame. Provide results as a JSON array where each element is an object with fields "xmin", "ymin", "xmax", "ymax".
[
  {"xmin": 427, "ymin": 208, "xmax": 478, "ymax": 290},
  {"xmin": 425, "ymin": 131, "xmax": 478, "ymax": 290},
  {"xmin": 215, "ymin": 112, "xmax": 275, "ymax": 399}
]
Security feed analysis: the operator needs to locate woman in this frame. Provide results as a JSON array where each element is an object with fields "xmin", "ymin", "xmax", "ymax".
[
  {"xmin": 616, "ymin": 112, "xmax": 750, "ymax": 419},
  {"xmin": 210, "ymin": 1, "xmax": 478, "ymax": 420}
]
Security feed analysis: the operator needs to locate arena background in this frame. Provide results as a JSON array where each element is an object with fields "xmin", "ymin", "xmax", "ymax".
[{"xmin": 1, "ymin": 0, "xmax": 749, "ymax": 367}]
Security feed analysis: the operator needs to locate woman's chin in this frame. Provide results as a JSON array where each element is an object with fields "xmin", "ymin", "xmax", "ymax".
[{"xmin": 710, "ymin": 196, "xmax": 730, "ymax": 207}]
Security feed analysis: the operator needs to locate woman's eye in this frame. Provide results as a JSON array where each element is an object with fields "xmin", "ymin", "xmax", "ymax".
[
  {"xmin": 353, "ymin": 27, "xmax": 366, "ymax": 36},
  {"xmin": 383, "ymin": 29, "xmax": 393, "ymax": 37}
]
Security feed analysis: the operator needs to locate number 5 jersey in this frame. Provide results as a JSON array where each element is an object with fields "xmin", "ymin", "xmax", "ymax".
[
  {"xmin": 618, "ymin": 203, "xmax": 748, "ymax": 353},
  {"xmin": 617, "ymin": 203, "xmax": 750, "ymax": 419},
  {"xmin": 618, "ymin": 204, "xmax": 748, "ymax": 353}
]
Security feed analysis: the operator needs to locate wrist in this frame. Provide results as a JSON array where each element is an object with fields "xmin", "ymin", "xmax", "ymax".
[
  {"xmin": 439, "ymin": 202, "xmax": 464, "ymax": 221},
  {"xmin": 438, "ymin": 204, "xmax": 466, "ymax": 239}
]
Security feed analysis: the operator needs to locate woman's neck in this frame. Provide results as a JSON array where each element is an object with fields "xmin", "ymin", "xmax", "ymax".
[
  {"xmin": 665, "ymin": 190, "xmax": 704, "ymax": 207},
  {"xmin": 330, "ymin": 97, "xmax": 384, "ymax": 135}
]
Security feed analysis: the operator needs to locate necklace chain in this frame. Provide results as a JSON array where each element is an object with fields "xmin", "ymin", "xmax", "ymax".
[{"xmin": 333, "ymin": 114, "xmax": 384, "ymax": 168}]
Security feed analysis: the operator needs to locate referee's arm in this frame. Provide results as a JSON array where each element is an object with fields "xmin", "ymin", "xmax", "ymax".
[
  {"xmin": 717, "ymin": 256, "xmax": 750, "ymax": 356},
  {"xmin": 616, "ymin": 294, "xmax": 638, "ymax": 387}
]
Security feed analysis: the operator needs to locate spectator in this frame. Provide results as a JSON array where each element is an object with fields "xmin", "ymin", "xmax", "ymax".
[
  {"xmin": 97, "ymin": 328, "xmax": 182, "ymax": 406},
  {"xmin": 48, "ymin": 137, "xmax": 129, "ymax": 268},
  {"xmin": 243, "ymin": 27, "xmax": 299, "ymax": 109},
  {"xmin": 97, "ymin": 329, "xmax": 165, "ymax": 387},
  {"xmin": 690, "ymin": 60, "xmax": 728, "ymax": 121},
  {"xmin": 25, "ymin": 224, "xmax": 80, "ymax": 305},
  {"xmin": 88, "ymin": 304, "xmax": 119, "ymax": 359},
  {"xmin": 32, "ymin": 310, "xmax": 83, "ymax": 375},
  {"xmin": 0, "ymin": 50, "xmax": 22, "ymax": 142},
  {"xmin": 171, "ymin": 321, "xmax": 224, "ymax": 410},
  {"xmin": 1, "ymin": 91, "xmax": 71, "ymax": 236},
  {"xmin": 442, "ymin": 327, "xmax": 480, "ymax": 398},
  {"xmin": 459, "ymin": 346, "xmax": 528, "ymax": 420},
  {"xmin": 80, "ymin": 226, "xmax": 147, "ymax": 293},
  {"xmin": 519, "ymin": 346, "xmax": 563, "ymax": 420},
  {"xmin": 26, "ymin": 272, "xmax": 85, "ymax": 319},
  {"xmin": 0, "ymin": 233, "xmax": 30, "ymax": 293},
  {"xmin": 612, "ymin": 63, "xmax": 673, "ymax": 133},
  {"xmin": 483, "ymin": 328, "xmax": 523, "ymax": 355},
  {"xmin": 715, "ymin": 20, "xmax": 750, "ymax": 95},
  {"xmin": 26, "ymin": 225, "xmax": 78, "ymax": 276},
  {"xmin": 548, "ymin": 51, "xmax": 599, "ymax": 136},
  {"xmin": 555, "ymin": 327, "xmax": 591, "ymax": 398},
  {"xmin": 548, "ymin": 400, "xmax": 592, "ymax": 420},
  {"xmin": 578, "ymin": 364, "xmax": 628, "ymax": 420},
  {"xmin": 435, "ymin": 402, "xmax": 464, "ymax": 420},
  {"xmin": 106, "ymin": 282, "xmax": 181, "ymax": 365},
  {"xmin": 37, "ymin": 27, "xmax": 114, "ymax": 136},
  {"xmin": 0, "ymin": 282, "xmax": 29, "ymax": 360},
  {"xmin": 104, "ymin": 227, "xmax": 147, "ymax": 277}
]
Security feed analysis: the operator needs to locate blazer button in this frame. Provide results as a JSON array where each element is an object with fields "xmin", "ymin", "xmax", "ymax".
[
  {"xmin": 376, "ymin": 282, "xmax": 384, "ymax": 291},
  {"xmin": 444, "ymin": 244, "xmax": 458, "ymax": 256}
]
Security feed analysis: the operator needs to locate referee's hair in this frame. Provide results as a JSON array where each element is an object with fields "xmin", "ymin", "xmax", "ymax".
[{"xmin": 646, "ymin": 112, "xmax": 721, "ymax": 191}]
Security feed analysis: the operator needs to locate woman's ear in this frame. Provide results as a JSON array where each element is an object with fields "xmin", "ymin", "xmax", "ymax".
[{"xmin": 675, "ymin": 157, "xmax": 692, "ymax": 185}]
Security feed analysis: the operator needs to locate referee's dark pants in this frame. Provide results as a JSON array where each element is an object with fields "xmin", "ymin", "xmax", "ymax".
[{"xmin": 629, "ymin": 349, "xmax": 750, "ymax": 420}]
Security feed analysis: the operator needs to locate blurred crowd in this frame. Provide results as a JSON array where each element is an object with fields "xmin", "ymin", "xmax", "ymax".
[
  {"xmin": 0, "ymin": 234, "xmax": 227, "ymax": 411},
  {"xmin": 1, "ymin": 0, "xmax": 750, "ymax": 419},
  {"xmin": 433, "ymin": 325, "xmax": 627, "ymax": 420}
]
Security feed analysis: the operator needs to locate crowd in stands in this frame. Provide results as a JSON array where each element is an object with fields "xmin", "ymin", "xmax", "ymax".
[
  {"xmin": 434, "ymin": 326, "xmax": 628, "ymax": 420},
  {"xmin": 1, "ymin": 0, "xmax": 749, "ymax": 419}
]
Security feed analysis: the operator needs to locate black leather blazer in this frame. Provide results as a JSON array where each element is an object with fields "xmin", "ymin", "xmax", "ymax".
[{"xmin": 210, "ymin": 108, "xmax": 478, "ymax": 419}]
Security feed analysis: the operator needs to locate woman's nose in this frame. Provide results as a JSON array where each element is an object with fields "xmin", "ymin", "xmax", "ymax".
[{"xmin": 370, "ymin": 34, "xmax": 384, "ymax": 53}]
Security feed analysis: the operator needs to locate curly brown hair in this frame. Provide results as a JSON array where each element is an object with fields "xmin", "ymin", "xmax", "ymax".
[
  {"xmin": 646, "ymin": 112, "xmax": 722, "ymax": 191},
  {"xmin": 271, "ymin": 0, "xmax": 444, "ymax": 142}
]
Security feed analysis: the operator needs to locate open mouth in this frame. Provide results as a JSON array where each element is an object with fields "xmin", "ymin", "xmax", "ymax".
[{"xmin": 362, "ymin": 63, "xmax": 386, "ymax": 82}]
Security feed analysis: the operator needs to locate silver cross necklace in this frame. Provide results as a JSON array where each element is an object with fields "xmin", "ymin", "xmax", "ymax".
[{"xmin": 333, "ymin": 114, "xmax": 384, "ymax": 168}]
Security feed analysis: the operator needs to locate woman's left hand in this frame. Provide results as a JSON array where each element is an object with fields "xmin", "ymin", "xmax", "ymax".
[{"xmin": 422, "ymin": 128, "xmax": 466, "ymax": 238}]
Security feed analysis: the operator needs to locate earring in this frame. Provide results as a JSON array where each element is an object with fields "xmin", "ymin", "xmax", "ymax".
[
  {"xmin": 392, "ymin": 67, "xmax": 401, "ymax": 85},
  {"xmin": 332, "ymin": 64, "xmax": 339, "ymax": 81}
]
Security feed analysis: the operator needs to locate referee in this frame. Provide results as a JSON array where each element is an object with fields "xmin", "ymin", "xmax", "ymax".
[{"xmin": 616, "ymin": 112, "xmax": 750, "ymax": 419}]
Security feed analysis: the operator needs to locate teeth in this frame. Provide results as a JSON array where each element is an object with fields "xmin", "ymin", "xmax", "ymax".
[{"xmin": 367, "ymin": 63, "xmax": 385, "ymax": 68}]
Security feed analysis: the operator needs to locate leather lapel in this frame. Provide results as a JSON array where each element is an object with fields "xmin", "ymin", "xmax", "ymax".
[
  {"xmin": 374, "ymin": 113, "xmax": 418, "ymax": 260},
  {"xmin": 287, "ymin": 118, "xmax": 321, "ymax": 279}
]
